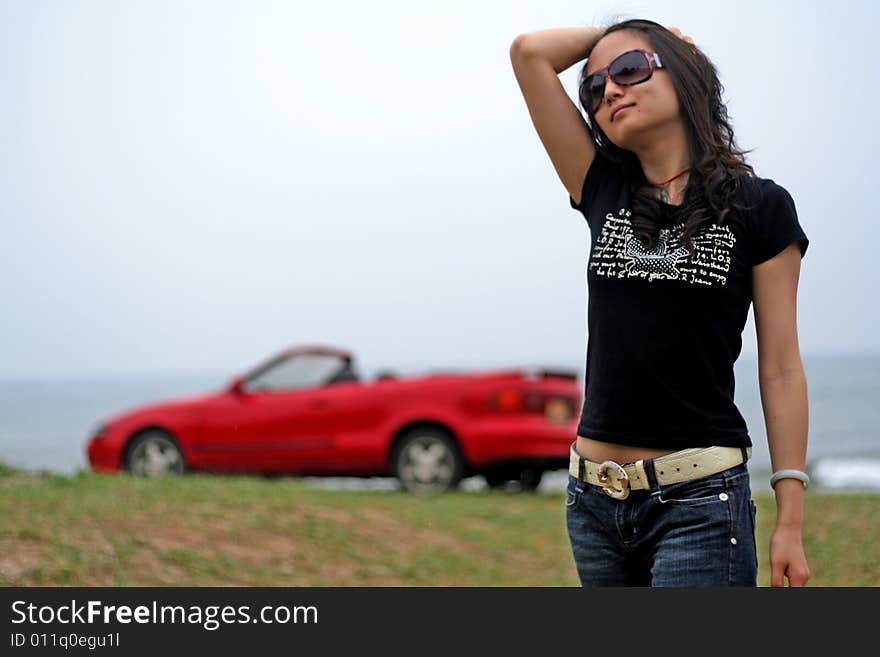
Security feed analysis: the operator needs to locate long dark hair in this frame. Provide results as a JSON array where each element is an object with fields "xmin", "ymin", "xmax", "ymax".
[{"xmin": 578, "ymin": 18, "xmax": 756, "ymax": 255}]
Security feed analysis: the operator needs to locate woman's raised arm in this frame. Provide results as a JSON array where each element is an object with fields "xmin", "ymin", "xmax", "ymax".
[{"xmin": 509, "ymin": 28, "xmax": 604, "ymax": 207}]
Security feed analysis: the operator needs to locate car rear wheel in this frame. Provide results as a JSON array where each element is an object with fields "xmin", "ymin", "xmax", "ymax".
[
  {"xmin": 518, "ymin": 466, "xmax": 544, "ymax": 492},
  {"xmin": 125, "ymin": 430, "xmax": 186, "ymax": 477},
  {"xmin": 392, "ymin": 428, "xmax": 463, "ymax": 494}
]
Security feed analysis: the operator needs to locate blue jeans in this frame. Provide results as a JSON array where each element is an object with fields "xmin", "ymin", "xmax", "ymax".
[{"xmin": 565, "ymin": 448, "xmax": 758, "ymax": 587}]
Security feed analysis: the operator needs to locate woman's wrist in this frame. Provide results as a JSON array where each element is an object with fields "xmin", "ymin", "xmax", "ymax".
[
  {"xmin": 775, "ymin": 519, "xmax": 804, "ymax": 531},
  {"xmin": 512, "ymin": 27, "xmax": 607, "ymax": 73},
  {"xmin": 583, "ymin": 26, "xmax": 606, "ymax": 56},
  {"xmin": 773, "ymin": 477, "xmax": 806, "ymax": 528}
]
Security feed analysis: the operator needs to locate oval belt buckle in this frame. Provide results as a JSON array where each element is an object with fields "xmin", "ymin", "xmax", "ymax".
[{"xmin": 597, "ymin": 460, "xmax": 630, "ymax": 500}]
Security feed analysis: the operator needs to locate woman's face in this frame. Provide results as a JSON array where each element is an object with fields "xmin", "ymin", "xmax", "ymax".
[{"xmin": 586, "ymin": 31, "xmax": 681, "ymax": 149}]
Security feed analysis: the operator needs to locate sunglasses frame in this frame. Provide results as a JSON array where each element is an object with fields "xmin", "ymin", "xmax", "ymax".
[{"xmin": 581, "ymin": 49, "xmax": 665, "ymax": 116}]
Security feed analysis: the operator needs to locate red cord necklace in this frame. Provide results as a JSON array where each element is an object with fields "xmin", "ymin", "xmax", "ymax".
[{"xmin": 647, "ymin": 167, "xmax": 691, "ymax": 204}]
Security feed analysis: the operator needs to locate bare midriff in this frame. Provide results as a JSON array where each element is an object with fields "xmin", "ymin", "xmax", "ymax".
[{"xmin": 576, "ymin": 435, "xmax": 680, "ymax": 465}]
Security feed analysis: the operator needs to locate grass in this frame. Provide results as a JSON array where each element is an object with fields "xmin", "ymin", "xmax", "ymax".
[{"xmin": 0, "ymin": 462, "xmax": 877, "ymax": 586}]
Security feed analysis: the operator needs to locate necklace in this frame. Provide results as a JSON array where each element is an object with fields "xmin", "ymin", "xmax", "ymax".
[{"xmin": 647, "ymin": 167, "xmax": 691, "ymax": 204}]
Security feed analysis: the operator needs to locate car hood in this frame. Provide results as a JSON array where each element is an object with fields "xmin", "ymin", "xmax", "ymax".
[{"xmin": 104, "ymin": 389, "xmax": 224, "ymax": 424}]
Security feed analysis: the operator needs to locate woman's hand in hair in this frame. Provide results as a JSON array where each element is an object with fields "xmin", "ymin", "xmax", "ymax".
[{"xmin": 665, "ymin": 26, "xmax": 695, "ymax": 46}]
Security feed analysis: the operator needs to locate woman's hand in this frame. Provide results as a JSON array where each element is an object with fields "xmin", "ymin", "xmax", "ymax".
[
  {"xmin": 665, "ymin": 26, "xmax": 695, "ymax": 46},
  {"xmin": 769, "ymin": 525, "xmax": 811, "ymax": 586}
]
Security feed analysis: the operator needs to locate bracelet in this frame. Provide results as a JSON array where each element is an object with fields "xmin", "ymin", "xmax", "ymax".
[{"xmin": 769, "ymin": 469, "xmax": 810, "ymax": 490}]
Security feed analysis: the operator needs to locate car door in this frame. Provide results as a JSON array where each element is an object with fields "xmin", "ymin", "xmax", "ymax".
[{"xmin": 193, "ymin": 353, "xmax": 349, "ymax": 472}]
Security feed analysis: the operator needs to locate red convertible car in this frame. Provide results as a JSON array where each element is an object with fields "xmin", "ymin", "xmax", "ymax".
[{"xmin": 86, "ymin": 345, "xmax": 582, "ymax": 493}]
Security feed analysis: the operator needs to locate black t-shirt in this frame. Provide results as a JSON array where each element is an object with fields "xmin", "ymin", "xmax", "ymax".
[{"xmin": 568, "ymin": 152, "xmax": 809, "ymax": 449}]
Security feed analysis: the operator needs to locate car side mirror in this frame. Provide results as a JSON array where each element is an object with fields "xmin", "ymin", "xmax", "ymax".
[{"xmin": 228, "ymin": 376, "xmax": 245, "ymax": 395}]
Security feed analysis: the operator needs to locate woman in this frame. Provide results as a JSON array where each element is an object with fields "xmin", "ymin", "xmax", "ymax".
[{"xmin": 510, "ymin": 19, "xmax": 811, "ymax": 586}]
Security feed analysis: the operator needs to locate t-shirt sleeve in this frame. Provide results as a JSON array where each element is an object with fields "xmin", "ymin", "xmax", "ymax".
[
  {"xmin": 747, "ymin": 180, "xmax": 809, "ymax": 266},
  {"xmin": 568, "ymin": 151, "xmax": 624, "ymax": 217}
]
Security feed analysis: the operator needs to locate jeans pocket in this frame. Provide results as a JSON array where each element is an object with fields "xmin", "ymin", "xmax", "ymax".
[
  {"xmin": 565, "ymin": 476, "xmax": 583, "ymax": 509},
  {"xmin": 657, "ymin": 474, "xmax": 727, "ymax": 505},
  {"xmin": 749, "ymin": 498, "xmax": 758, "ymax": 551}
]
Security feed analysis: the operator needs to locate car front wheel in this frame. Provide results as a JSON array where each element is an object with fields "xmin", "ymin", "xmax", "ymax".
[
  {"xmin": 125, "ymin": 430, "xmax": 186, "ymax": 477},
  {"xmin": 392, "ymin": 428, "xmax": 463, "ymax": 494}
]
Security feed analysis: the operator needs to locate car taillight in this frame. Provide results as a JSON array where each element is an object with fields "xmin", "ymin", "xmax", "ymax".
[
  {"xmin": 489, "ymin": 389, "xmax": 577, "ymax": 422},
  {"xmin": 544, "ymin": 396, "xmax": 576, "ymax": 423},
  {"xmin": 492, "ymin": 388, "xmax": 525, "ymax": 411}
]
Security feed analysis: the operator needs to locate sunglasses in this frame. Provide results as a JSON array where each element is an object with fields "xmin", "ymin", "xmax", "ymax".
[{"xmin": 580, "ymin": 48, "xmax": 665, "ymax": 116}]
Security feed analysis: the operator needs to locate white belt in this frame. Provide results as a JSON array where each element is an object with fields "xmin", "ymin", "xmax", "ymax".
[{"xmin": 569, "ymin": 444, "xmax": 751, "ymax": 500}]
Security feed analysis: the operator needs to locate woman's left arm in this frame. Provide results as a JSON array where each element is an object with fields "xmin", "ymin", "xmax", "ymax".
[{"xmin": 752, "ymin": 241, "xmax": 811, "ymax": 587}]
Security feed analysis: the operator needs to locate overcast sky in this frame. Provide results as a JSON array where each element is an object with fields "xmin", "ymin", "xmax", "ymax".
[{"xmin": 1, "ymin": 0, "xmax": 876, "ymax": 379}]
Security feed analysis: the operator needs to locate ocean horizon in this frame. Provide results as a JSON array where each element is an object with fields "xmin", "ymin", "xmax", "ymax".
[{"xmin": 1, "ymin": 352, "xmax": 878, "ymax": 493}]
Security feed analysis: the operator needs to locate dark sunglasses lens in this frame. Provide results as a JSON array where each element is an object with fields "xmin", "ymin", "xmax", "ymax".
[
  {"xmin": 584, "ymin": 75, "xmax": 605, "ymax": 113},
  {"xmin": 610, "ymin": 50, "xmax": 651, "ymax": 85}
]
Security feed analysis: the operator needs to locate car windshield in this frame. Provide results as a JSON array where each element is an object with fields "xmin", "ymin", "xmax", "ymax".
[{"xmin": 246, "ymin": 353, "xmax": 346, "ymax": 391}]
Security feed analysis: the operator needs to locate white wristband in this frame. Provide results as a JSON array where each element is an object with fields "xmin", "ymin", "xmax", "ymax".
[{"xmin": 769, "ymin": 469, "xmax": 810, "ymax": 490}]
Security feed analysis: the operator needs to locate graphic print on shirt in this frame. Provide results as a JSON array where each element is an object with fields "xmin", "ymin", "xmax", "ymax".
[{"xmin": 589, "ymin": 208, "xmax": 737, "ymax": 286}]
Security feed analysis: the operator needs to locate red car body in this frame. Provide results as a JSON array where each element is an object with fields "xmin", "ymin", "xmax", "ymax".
[{"xmin": 86, "ymin": 345, "xmax": 581, "ymax": 484}]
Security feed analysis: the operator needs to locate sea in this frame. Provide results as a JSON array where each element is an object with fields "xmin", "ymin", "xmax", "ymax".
[{"xmin": 1, "ymin": 353, "xmax": 878, "ymax": 493}]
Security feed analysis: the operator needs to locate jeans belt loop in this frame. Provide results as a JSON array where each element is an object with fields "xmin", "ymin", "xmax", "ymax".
[
  {"xmin": 631, "ymin": 459, "xmax": 650, "ymax": 491},
  {"xmin": 642, "ymin": 456, "xmax": 659, "ymax": 490}
]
